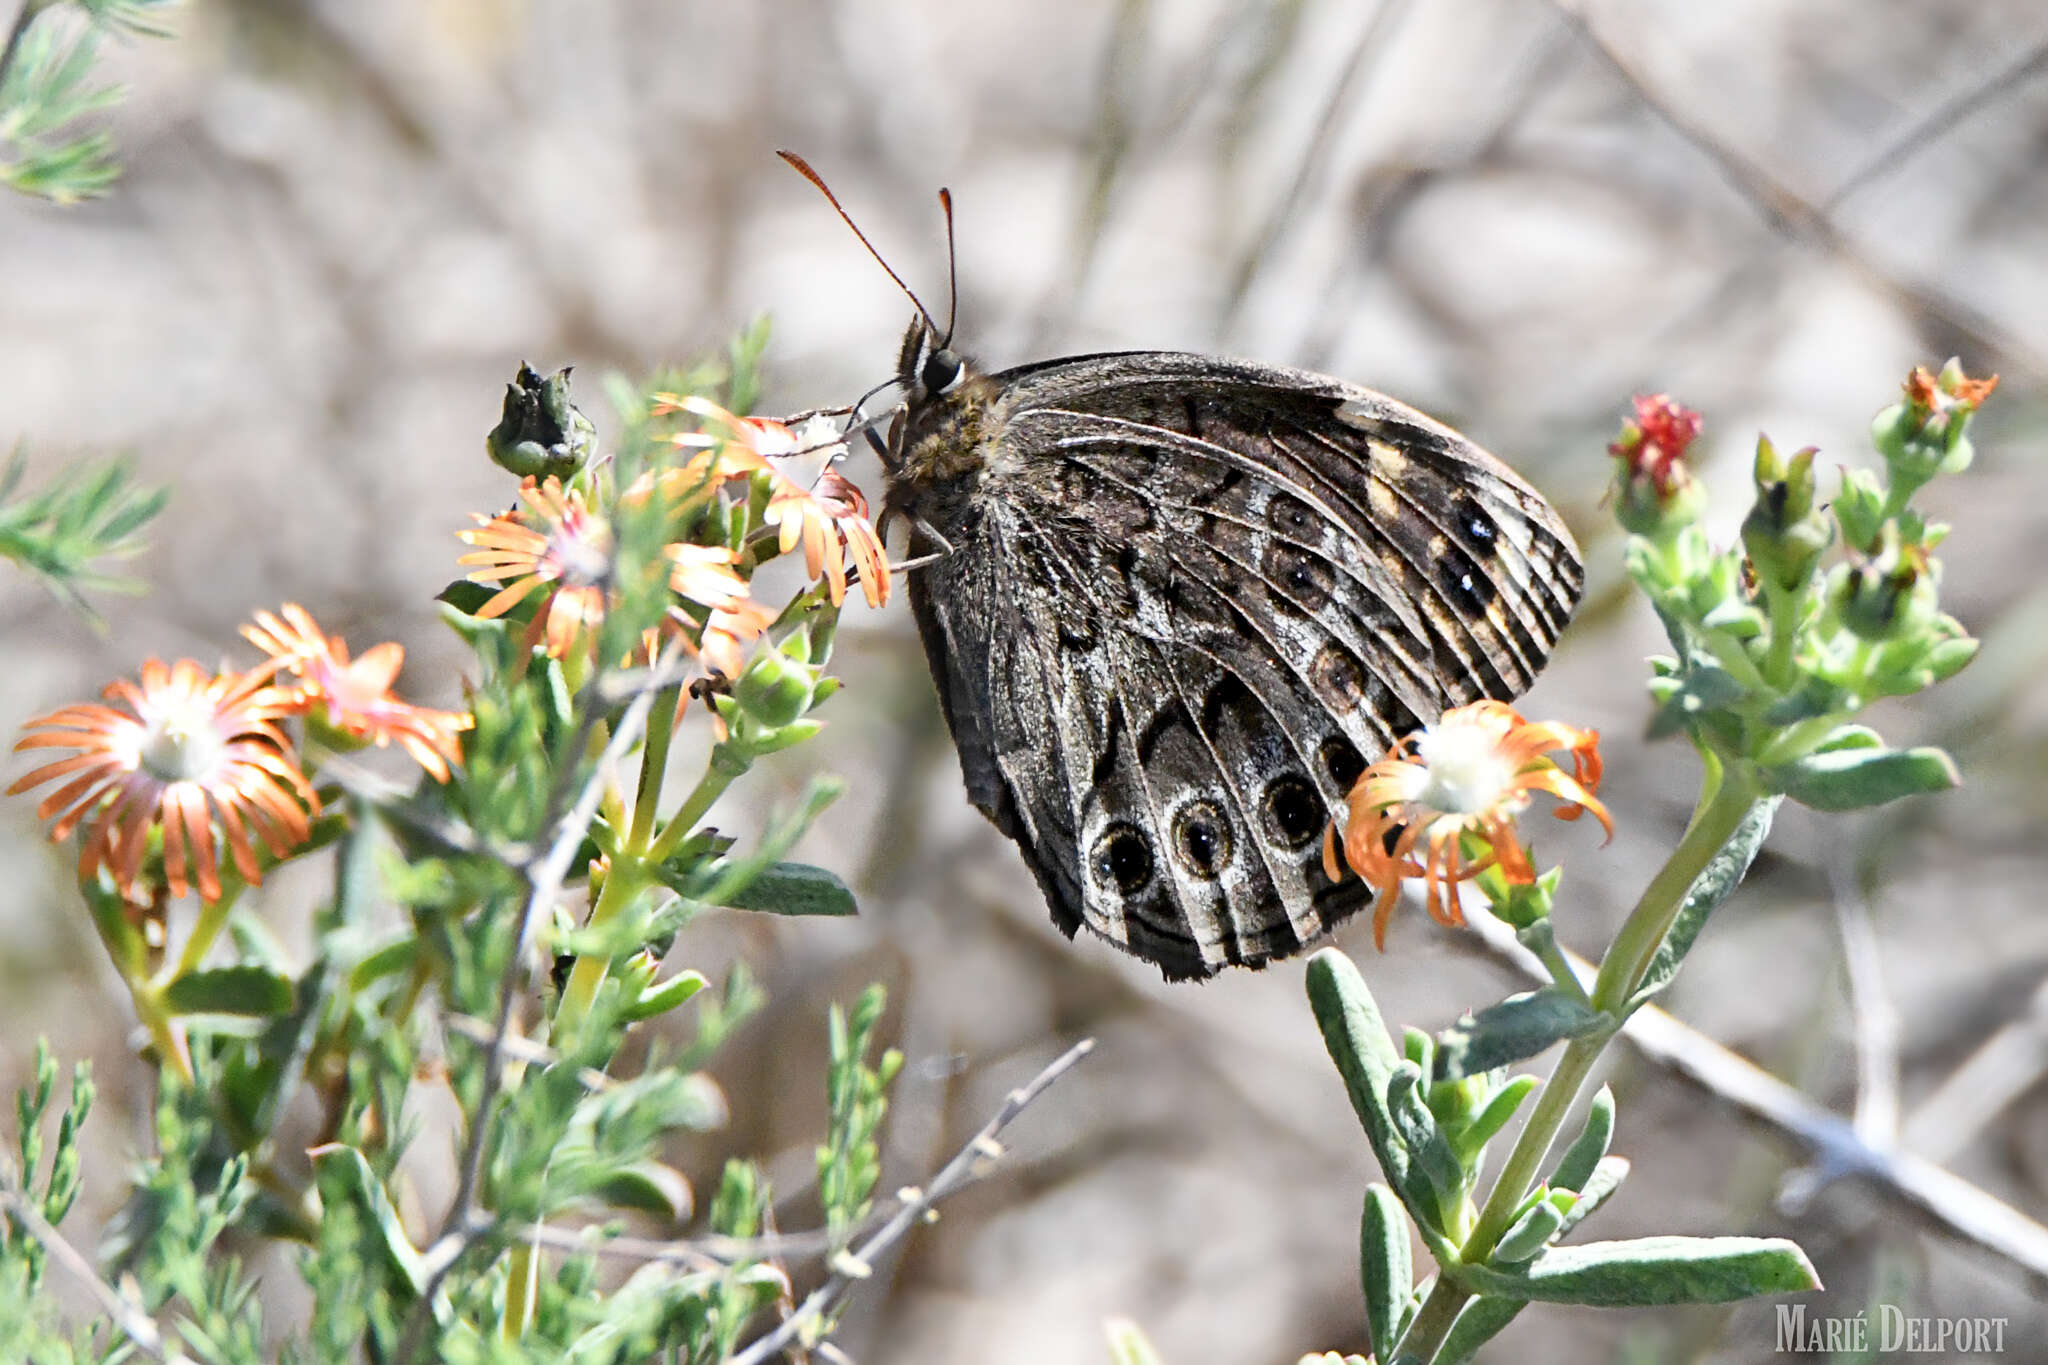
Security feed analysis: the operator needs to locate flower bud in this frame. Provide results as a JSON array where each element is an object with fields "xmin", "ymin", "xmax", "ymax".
[
  {"xmin": 1831, "ymin": 525, "xmax": 1936, "ymax": 643},
  {"xmin": 487, "ymin": 363, "xmax": 597, "ymax": 480},
  {"xmin": 1741, "ymin": 435, "xmax": 1831, "ymax": 591},
  {"xmin": 733, "ymin": 644, "xmax": 815, "ymax": 728},
  {"xmin": 1609, "ymin": 394, "xmax": 1706, "ymax": 537}
]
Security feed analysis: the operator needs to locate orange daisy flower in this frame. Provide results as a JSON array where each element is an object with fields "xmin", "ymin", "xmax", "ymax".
[
  {"xmin": 9, "ymin": 660, "xmax": 320, "ymax": 904},
  {"xmin": 1324, "ymin": 701, "xmax": 1611, "ymax": 949},
  {"xmin": 241, "ymin": 604, "xmax": 472, "ymax": 782},
  {"xmin": 456, "ymin": 476, "xmax": 613, "ymax": 659}
]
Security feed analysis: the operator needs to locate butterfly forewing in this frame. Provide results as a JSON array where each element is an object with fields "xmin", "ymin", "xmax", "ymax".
[{"xmin": 893, "ymin": 350, "xmax": 1583, "ymax": 980}]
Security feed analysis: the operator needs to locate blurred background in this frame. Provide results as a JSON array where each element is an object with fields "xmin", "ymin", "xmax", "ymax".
[{"xmin": 4, "ymin": 1, "xmax": 2048, "ymax": 1361}]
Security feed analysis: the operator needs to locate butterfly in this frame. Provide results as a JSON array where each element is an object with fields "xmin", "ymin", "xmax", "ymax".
[{"xmin": 784, "ymin": 154, "xmax": 1584, "ymax": 980}]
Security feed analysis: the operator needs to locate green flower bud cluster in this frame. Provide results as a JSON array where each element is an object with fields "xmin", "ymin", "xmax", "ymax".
[
  {"xmin": 713, "ymin": 613, "xmax": 841, "ymax": 765},
  {"xmin": 1870, "ymin": 357, "xmax": 1996, "ymax": 505},
  {"xmin": 1617, "ymin": 367, "xmax": 1982, "ymax": 813}
]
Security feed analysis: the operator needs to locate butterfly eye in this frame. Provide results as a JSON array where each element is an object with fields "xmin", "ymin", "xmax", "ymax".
[{"xmin": 921, "ymin": 348, "xmax": 963, "ymax": 395}]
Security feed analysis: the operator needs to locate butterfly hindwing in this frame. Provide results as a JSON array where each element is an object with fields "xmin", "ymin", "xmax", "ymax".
[{"xmin": 895, "ymin": 351, "xmax": 1583, "ymax": 978}]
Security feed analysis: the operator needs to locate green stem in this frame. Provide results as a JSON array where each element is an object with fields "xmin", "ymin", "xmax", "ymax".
[
  {"xmin": 159, "ymin": 889, "xmax": 241, "ymax": 987},
  {"xmin": 1760, "ymin": 579, "xmax": 1804, "ymax": 692},
  {"xmin": 1589, "ymin": 770, "xmax": 1761, "ymax": 1016},
  {"xmin": 131, "ymin": 984, "xmax": 194, "ymax": 1085},
  {"xmin": 628, "ymin": 686, "xmax": 683, "ymax": 851},
  {"xmin": 643, "ymin": 748, "xmax": 745, "ymax": 866},
  {"xmin": 1395, "ymin": 765, "xmax": 1765, "ymax": 1363},
  {"xmin": 501, "ymin": 1236, "xmax": 540, "ymax": 1341},
  {"xmin": 553, "ymin": 857, "xmax": 651, "ymax": 1044}
]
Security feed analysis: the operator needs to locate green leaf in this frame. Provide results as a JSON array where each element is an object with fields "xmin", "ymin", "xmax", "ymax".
[
  {"xmin": 1453, "ymin": 1235, "xmax": 1819, "ymax": 1306},
  {"xmin": 720, "ymin": 861, "xmax": 858, "ymax": 917},
  {"xmin": 1764, "ymin": 745, "xmax": 1960, "ymax": 812},
  {"xmin": 1556, "ymin": 1156, "xmax": 1629, "ymax": 1235},
  {"xmin": 1307, "ymin": 952, "xmax": 1421, "ymax": 1216},
  {"xmin": 1359, "ymin": 1185, "xmax": 1411, "ymax": 1363},
  {"xmin": 162, "ymin": 965, "xmax": 295, "ymax": 1017},
  {"xmin": 1387, "ymin": 1066, "xmax": 1464, "ymax": 1225},
  {"xmin": 586, "ymin": 1160, "xmax": 693, "ymax": 1219},
  {"xmin": 656, "ymin": 777, "xmax": 845, "ymax": 910},
  {"xmin": 1457, "ymin": 1075, "xmax": 1540, "ymax": 1162},
  {"xmin": 624, "ymin": 969, "xmax": 709, "ymax": 1022},
  {"xmin": 1435, "ymin": 989, "xmax": 1609, "ymax": 1081},
  {"xmin": 1630, "ymin": 796, "xmax": 1780, "ymax": 1010},
  {"xmin": 1492, "ymin": 1193, "xmax": 1567, "ymax": 1263},
  {"xmin": 1646, "ymin": 662, "xmax": 1748, "ymax": 739},
  {"xmin": 1550, "ymin": 1085, "xmax": 1615, "ymax": 1194},
  {"xmin": 1435, "ymin": 1294, "xmax": 1527, "ymax": 1365},
  {"xmin": 309, "ymin": 1144, "xmax": 424, "ymax": 1297}
]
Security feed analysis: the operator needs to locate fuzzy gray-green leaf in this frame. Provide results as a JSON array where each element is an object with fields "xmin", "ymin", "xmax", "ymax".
[
  {"xmin": 1360, "ymin": 1184, "xmax": 1411, "ymax": 1363},
  {"xmin": 1550, "ymin": 1085, "xmax": 1616, "ymax": 1193},
  {"xmin": 1435, "ymin": 989, "xmax": 1608, "ymax": 1081},
  {"xmin": 1453, "ymin": 1235, "xmax": 1819, "ymax": 1306}
]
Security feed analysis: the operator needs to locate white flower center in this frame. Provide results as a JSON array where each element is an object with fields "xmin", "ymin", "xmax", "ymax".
[
  {"xmin": 552, "ymin": 518, "xmax": 613, "ymax": 588},
  {"xmin": 1413, "ymin": 723, "xmax": 1514, "ymax": 815},
  {"xmin": 138, "ymin": 693, "xmax": 229, "ymax": 784}
]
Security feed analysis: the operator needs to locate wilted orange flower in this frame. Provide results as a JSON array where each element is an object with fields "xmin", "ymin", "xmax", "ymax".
[
  {"xmin": 9, "ymin": 660, "xmax": 319, "ymax": 904},
  {"xmin": 1902, "ymin": 361, "xmax": 1998, "ymax": 420},
  {"xmin": 457, "ymin": 477, "xmax": 612, "ymax": 659},
  {"xmin": 1324, "ymin": 701, "xmax": 1611, "ymax": 949},
  {"xmin": 662, "ymin": 398, "xmax": 890, "ymax": 609},
  {"xmin": 684, "ymin": 598, "xmax": 781, "ymax": 680},
  {"xmin": 241, "ymin": 604, "xmax": 471, "ymax": 782},
  {"xmin": 663, "ymin": 543, "xmax": 750, "ymax": 611},
  {"xmin": 768, "ymin": 465, "xmax": 888, "ymax": 609}
]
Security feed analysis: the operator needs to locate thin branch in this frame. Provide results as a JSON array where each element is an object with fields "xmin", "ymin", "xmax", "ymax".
[
  {"xmin": 1548, "ymin": 0, "xmax": 2048, "ymax": 376},
  {"xmin": 1901, "ymin": 974, "xmax": 2048, "ymax": 1164},
  {"xmin": 728, "ymin": 1038, "xmax": 1097, "ymax": 1365},
  {"xmin": 394, "ymin": 641, "xmax": 685, "ymax": 1364},
  {"xmin": 519, "ymin": 1220, "xmax": 838, "ymax": 1272},
  {"xmin": 1820, "ymin": 32, "xmax": 2048, "ymax": 214},
  {"xmin": 1218, "ymin": 0, "xmax": 1413, "ymax": 329},
  {"xmin": 1458, "ymin": 907, "xmax": 2048, "ymax": 1279},
  {"xmin": 0, "ymin": 1185, "xmax": 177, "ymax": 1363}
]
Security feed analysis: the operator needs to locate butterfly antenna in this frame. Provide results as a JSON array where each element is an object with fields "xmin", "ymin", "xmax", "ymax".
[
  {"xmin": 778, "ymin": 150, "xmax": 941, "ymax": 337},
  {"xmin": 938, "ymin": 186, "xmax": 958, "ymax": 346}
]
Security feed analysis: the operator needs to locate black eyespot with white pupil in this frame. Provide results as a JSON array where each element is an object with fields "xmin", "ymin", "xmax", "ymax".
[
  {"xmin": 1093, "ymin": 823, "xmax": 1153, "ymax": 894},
  {"xmin": 921, "ymin": 346, "xmax": 963, "ymax": 395},
  {"xmin": 1171, "ymin": 801, "xmax": 1232, "ymax": 879}
]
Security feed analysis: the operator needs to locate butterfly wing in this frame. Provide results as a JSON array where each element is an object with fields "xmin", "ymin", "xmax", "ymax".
[{"xmin": 900, "ymin": 352, "xmax": 1583, "ymax": 978}]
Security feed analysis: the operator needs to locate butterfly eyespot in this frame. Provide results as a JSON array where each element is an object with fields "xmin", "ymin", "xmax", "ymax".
[
  {"xmin": 1265, "ymin": 493, "xmax": 1316, "ymax": 538},
  {"xmin": 1171, "ymin": 801, "xmax": 1232, "ymax": 879},
  {"xmin": 1092, "ymin": 824, "xmax": 1154, "ymax": 894},
  {"xmin": 1310, "ymin": 642, "xmax": 1367, "ymax": 711},
  {"xmin": 1437, "ymin": 547, "xmax": 1495, "ymax": 610},
  {"xmin": 1261, "ymin": 542, "xmax": 1335, "ymax": 614},
  {"xmin": 922, "ymin": 348, "xmax": 963, "ymax": 395},
  {"xmin": 1262, "ymin": 776, "xmax": 1324, "ymax": 850},
  {"xmin": 1319, "ymin": 735, "xmax": 1367, "ymax": 792},
  {"xmin": 1450, "ymin": 492, "xmax": 1499, "ymax": 553}
]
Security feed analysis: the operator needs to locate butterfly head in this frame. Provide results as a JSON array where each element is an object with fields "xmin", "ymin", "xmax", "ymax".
[{"xmin": 897, "ymin": 314, "xmax": 971, "ymax": 406}]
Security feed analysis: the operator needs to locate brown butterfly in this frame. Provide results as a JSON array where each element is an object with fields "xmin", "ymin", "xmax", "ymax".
[{"xmin": 785, "ymin": 153, "xmax": 1583, "ymax": 980}]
